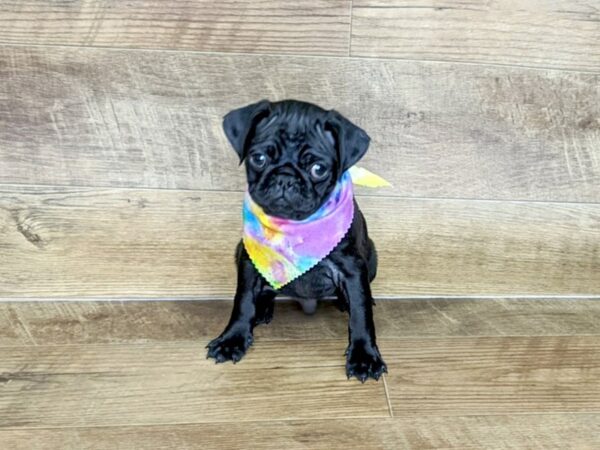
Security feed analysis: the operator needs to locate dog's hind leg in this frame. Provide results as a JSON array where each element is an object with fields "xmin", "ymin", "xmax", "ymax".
[{"xmin": 296, "ymin": 298, "xmax": 318, "ymax": 315}]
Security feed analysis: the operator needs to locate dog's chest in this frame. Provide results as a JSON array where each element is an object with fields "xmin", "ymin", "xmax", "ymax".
[{"xmin": 279, "ymin": 258, "xmax": 339, "ymax": 299}]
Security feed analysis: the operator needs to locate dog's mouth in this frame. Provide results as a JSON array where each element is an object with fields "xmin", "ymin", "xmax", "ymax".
[{"xmin": 263, "ymin": 203, "xmax": 314, "ymax": 221}]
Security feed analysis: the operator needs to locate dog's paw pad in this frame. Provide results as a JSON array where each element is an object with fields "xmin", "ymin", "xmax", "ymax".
[
  {"xmin": 345, "ymin": 343, "xmax": 387, "ymax": 382},
  {"xmin": 206, "ymin": 332, "xmax": 254, "ymax": 363}
]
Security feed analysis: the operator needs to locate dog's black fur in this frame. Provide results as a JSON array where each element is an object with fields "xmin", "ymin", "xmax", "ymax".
[{"xmin": 206, "ymin": 100, "xmax": 387, "ymax": 382}]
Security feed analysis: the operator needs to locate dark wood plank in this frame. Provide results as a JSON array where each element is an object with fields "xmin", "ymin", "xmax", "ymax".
[
  {"xmin": 2, "ymin": 414, "xmax": 599, "ymax": 449},
  {"xmin": 1, "ymin": 45, "xmax": 599, "ymax": 202},
  {"xmin": 383, "ymin": 336, "xmax": 600, "ymax": 416},
  {"xmin": 351, "ymin": 0, "xmax": 600, "ymax": 71},
  {"xmin": 1, "ymin": 186, "xmax": 599, "ymax": 298},
  {"xmin": 2, "ymin": 298, "xmax": 600, "ymax": 346},
  {"xmin": 0, "ymin": 341, "xmax": 389, "ymax": 427},
  {"xmin": 0, "ymin": 1, "xmax": 351, "ymax": 56}
]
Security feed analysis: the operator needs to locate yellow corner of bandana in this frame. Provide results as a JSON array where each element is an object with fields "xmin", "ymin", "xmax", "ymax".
[{"xmin": 348, "ymin": 166, "xmax": 392, "ymax": 188}]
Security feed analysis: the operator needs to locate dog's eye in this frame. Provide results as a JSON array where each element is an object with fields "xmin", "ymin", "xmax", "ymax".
[
  {"xmin": 249, "ymin": 153, "xmax": 268, "ymax": 169},
  {"xmin": 310, "ymin": 163, "xmax": 328, "ymax": 180}
]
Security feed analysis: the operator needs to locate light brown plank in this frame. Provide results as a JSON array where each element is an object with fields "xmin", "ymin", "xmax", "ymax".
[
  {"xmin": 0, "ymin": 341, "xmax": 388, "ymax": 427},
  {"xmin": 383, "ymin": 336, "xmax": 600, "ymax": 416},
  {"xmin": 1, "ymin": 186, "xmax": 599, "ymax": 298},
  {"xmin": 351, "ymin": 0, "xmax": 600, "ymax": 72},
  {"xmin": 2, "ymin": 414, "xmax": 600, "ymax": 449},
  {"xmin": 1, "ymin": 45, "xmax": 599, "ymax": 202},
  {"xmin": 2, "ymin": 298, "xmax": 600, "ymax": 346},
  {"xmin": 0, "ymin": 1, "xmax": 351, "ymax": 56},
  {"xmin": 0, "ymin": 337, "xmax": 598, "ymax": 427}
]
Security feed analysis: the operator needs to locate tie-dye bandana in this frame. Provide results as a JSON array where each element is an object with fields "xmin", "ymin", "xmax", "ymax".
[{"xmin": 242, "ymin": 167, "xmax": 390, "ymax": 289}]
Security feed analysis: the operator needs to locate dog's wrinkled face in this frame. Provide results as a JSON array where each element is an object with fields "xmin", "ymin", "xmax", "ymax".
[
  {"xmin": 223, "ymin": 100, "xmax": 370, "ymax": 220},
  {"xmin": 244, "ymin": 102, "xmax": 338, "ymax": 220}
]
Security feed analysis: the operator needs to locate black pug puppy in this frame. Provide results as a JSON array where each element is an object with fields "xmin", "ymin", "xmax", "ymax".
[{"xmin": 207, "ymin": 99, "xmax": 387, "ymax": 382}]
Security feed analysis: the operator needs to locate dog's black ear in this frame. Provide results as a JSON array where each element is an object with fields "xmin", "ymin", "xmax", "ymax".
[
  {"xmin": 223, "ymin": 100, "xmax": 271, "ymax": 161},
  {"xmin": 325, "ymin": 110, "xmax": 370, "ymax": 172}
]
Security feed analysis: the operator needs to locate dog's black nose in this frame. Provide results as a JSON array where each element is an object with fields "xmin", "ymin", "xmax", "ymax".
[
  {"xmin": 276, "ymin": 176, "xmax": 295, "ymax": 190},
  {"xmin": 274, "ymin": 165, "xmax": 299, "ymax": 191}
]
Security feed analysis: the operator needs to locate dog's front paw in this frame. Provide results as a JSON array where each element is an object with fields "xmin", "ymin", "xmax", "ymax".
[
  {"xmin": 206, "ymin": 330, "xmax": 254, "ymax": 363},
  {"xmin": 345, "ymin": 342, "xmax": 387, "ymax": 383}
]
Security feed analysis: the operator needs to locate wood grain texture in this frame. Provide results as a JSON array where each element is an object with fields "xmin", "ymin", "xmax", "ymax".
[
  {"xmin": 1, "ymin": 186, "xmax": 599, "ymax": 298},
  {"xmin": 1, "ymin": 301, "xmax": 599, "ymax": 448},
  {"xmin": 382, "ymin": 336, "xmax": 600, "ymax": 416},
  {"xmin": 0, "ymin": 341, "xmax": 389, "ymax": 427},
  {"xmin": 351, "ymin": 0, "xmax": 600, "ymax": 71},
  {"xmin": 2, "ymin": 414, "xmax": 599, "ymax": 449},
  {"xmin": 0, "ymin": 337, "xmax": 598, "ymax": 427},
  {"xmin": 1, "ymin": 45, "xmax": 599, "ymax": 202},
  {"xmin": 2, "ymin": 298, "xmax": 600, "ymax": 346},
  {"xmin": 0, "ymin": 1, "xmax": 351, "ymax": 56}
]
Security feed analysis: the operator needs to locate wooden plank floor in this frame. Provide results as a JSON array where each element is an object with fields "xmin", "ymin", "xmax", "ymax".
[
  {"xmin": 1, "ymin": 299, "xmax": 599, "ymax": 449},
  {"xmin": 351, "ymin": 0, "xmax": 600, "ymax": 71},
  {"xmin": 1, "ymin": 1, "xmax": 598, "ymax": 71},
  {"xmin": 1, "ymin": 45, "xmax": 598, "ymax": 202},
  {"xmin": 0, "ymin": 3, "xmax": 599, "ymax": 302},
  {"xmin": 2, "ymin": 186, "xmax": 599, "ymax": 298},
  {"xmin": 0, "ymin": 1, "xmax": 351, "ymax": 56}
]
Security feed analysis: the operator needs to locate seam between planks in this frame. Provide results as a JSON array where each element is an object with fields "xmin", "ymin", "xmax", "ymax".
[
  {"xmin": 348, "ymin": 0, "xmax": 354, "ymax": 57},
  {"xmin": 382, "ymin": 374, "xmax": 394, "ymax": 417}
]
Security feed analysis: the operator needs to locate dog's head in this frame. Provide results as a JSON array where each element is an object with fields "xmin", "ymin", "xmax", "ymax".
[{"xmin": 223, "ymin": 100, "xmax": 370, "ymax": 220}]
